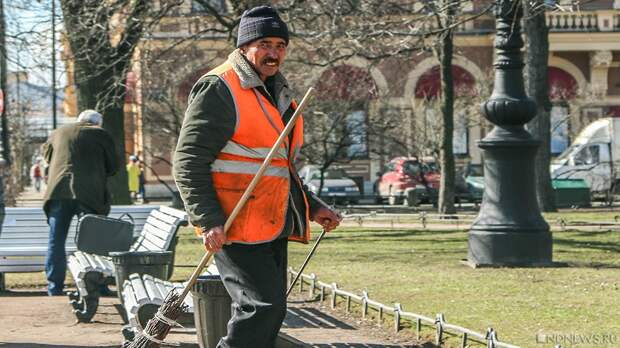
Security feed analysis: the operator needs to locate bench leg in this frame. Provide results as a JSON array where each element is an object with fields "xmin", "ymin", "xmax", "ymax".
[
  {"xmin": 121, "ymin": 324, "xmax": 138, "ymax": 342},
  {"xmin": 71, "ymin": 271, "xmax": 104, "ymax": 323},
  {"xmin": 0, "ymin": 273, "xmax": 5, "ymax": 292}
]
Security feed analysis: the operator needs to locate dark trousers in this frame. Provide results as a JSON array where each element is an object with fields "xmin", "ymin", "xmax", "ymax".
[
  {"xmin": 214, "ymin": 238, "xmax": 288, "ymax": 348},
  {"xmin": 45, "ymin": 199, "xmax": 91, "ymax": 295}
]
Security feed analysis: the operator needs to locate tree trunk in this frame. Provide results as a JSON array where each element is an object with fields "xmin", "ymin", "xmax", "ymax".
[
  {"xmin": 524, "ymin": 1, "xmax": 557, "ymax": 212},
  {"xmin": 0, "ymin": 0, "xmax": 10, "ymax": 165},
  {"xmin": 60, "ymin": 0, "xmax": 153, "ymax": 205},
  {"xmin": 437, "ymin": 3, "xmax": 456, "ymax": 215}
]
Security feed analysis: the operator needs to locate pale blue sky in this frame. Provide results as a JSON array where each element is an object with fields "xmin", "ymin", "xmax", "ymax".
[{"xmin": 4, "ymin": 0, "xmax": 66, "ymax": 88}]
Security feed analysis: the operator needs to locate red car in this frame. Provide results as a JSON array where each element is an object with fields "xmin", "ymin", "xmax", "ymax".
[{"xmin": 376, "ymin": 157, "xmax": 440, "ymax": 206}]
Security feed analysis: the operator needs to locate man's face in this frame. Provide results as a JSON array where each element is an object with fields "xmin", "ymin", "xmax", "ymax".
[{"xmin": 241, "ymin": 37, "xmax": 287, "ymax": 81}]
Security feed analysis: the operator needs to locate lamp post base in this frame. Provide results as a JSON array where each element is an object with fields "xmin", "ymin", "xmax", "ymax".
[{"xmin": 467, "ymin": 230, "xmax": 553, "ymax": 267}]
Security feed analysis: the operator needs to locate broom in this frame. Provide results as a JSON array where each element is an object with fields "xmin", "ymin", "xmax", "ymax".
[{"xmin": 126, "ymin": 87, "xmax": 315, "ymax": 348}]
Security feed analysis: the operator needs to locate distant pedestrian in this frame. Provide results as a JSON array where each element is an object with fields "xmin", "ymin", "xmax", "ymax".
[
  {"xmin": 30, "ymin": 160, "xmax": 43, "ymax": 192},
  {"xmin": 42, "ymin": 109, "xmax": 118, "ymax": 296},
  {"xmin": 127, "ymin": 155, "xmax": 140, "ymax": 201},
  {"xmin": 138, "ymin": 162, "xmax": 147, "ymax": 203}
]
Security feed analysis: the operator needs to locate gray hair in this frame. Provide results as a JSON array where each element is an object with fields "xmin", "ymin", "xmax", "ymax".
[{"xmin": 77, "ymin": 109, "xmax": 103, "ymax": 126}]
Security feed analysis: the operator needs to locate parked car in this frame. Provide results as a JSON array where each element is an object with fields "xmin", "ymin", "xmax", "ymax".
[
  {"xmin": 455, "ymin": 164, "xmax": 484, "ymax": 203},
  {"xmin": 375, "ymin": 157, "xmax": 440, "ymax": 206},
  {"xmin": 298, "ymin": 165, "xmax": 361, "ymax": 204}
]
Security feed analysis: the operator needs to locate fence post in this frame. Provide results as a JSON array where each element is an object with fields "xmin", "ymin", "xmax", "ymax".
[
  {"xmin": 299, "ymin": 273, "xmax": 304, "ymax": 293},
  {"xmin": 346, "ymin": 295, "xmax": 352, "ymax": 313},
  {"xmin": 309, "ymin": 273, "xmax": 317, "ymax": 299},
  {"xmin": 287, "ymin": 267, "xmax": 293, "ymax": 289},
  {"xmin": 362, "ymin": 290, "xmax": 369, "ymax": 319},
  {"xmin": 485, "ymin": 327, "xmax": 497, "ymax": 348},
  {"xmin": 435, "ymin": 313, "xmax": 445, "ymax": 346},
  {"xmin": 331, "ymin": 283, "xmax": 338, "ymax": 309},
  {"xmin": 394, "ymin": 303, "xmax": 401, "ymax": 333},
  {"xmin": 320, "ymin": 284, "xmax": 325, "ymax": 302},
  {"xmin": 416, "ymin": 318, "xmax": 422, "ymax": 340},
  {"xmin": 461, "ymin": 332, "xmax": 468, "ymax": 348},
  {"xmin": 421, "ymin": 212, "xmax": 427, "ymax": 229}
]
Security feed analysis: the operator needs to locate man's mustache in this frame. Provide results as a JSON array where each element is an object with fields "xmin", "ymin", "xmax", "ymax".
[{"xmin": 262, "ymin": 58, "xmax": 279, "ymax": 66}]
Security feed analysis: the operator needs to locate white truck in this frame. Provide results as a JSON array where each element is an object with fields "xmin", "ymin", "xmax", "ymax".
[{"xmin": 551, "ymin": 117, "xmax": 620, "ymax": 196}]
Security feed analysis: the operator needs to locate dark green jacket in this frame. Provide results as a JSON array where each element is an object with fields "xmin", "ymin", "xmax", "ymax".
[
  {"xmin": 173, "ymin": 49, "xmax": 320, "ymax": 238},
  {"xmin": 42, "ymin": 122, "xmax": 118, "ymax": 216}
]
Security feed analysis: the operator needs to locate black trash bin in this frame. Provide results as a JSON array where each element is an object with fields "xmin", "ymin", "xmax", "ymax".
[
  {"xmin": 192, "ymin": 275, "xmax": 232, "ymax": 348},
  {"xmin": 110, "ymin": 251, "xmax": 172, "ymax": 303}
]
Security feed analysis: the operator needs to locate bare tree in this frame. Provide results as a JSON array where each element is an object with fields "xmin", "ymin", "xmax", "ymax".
[
  {"xmin": 60, "ymin": 0, "xmax": 182, "ymax": 204},
  {"xmin": 523, "ymin": 0, "xmax": 557, "ymax": 212}
]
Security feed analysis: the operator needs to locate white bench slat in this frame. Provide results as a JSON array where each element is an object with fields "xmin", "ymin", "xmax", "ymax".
[
  {"xmin": 0, "ymin": 247, "xmax": 76, "ymax": 257},
  {"xmin": 75, "ymin": 252, "xmax": 96, "ymax": 273},
  {"xmin": 122, "ymin": 279, "xmax": 140, "ymax": 315},
  {"xmin": 141, "ymin": 224, "xmax": 174, "ymax": 244},
  {"xmin": 144, "ymin": 216, "xmax": 177, "ymax": 236},
  {"xmin": 149, "ymin": 210, "xmax": 180, "ymax": 226},
  {"xmin": 158, "ymin": 206, "xmax": 187, "ymax": 220},
  {"xmin": 135, "ymin": 237, "xmax": 161, "ymax": 252},
  {"xmin": 143, "ymin": 274, "xmax": 164, "ymax": 305},
  {"xmin": 85, "ymin": 253, "xmax": 106, "ymax": 273},
  {"xmin": 129, "ymin": 274, "xmax": 150, "ymax": 306},
  {"xmin": 142, "ymin": 234, "xmax": 168, "ymax": 251},
  {"xmin": 68, "ymin": 256, "xmax": 86, "ymax": 280}
]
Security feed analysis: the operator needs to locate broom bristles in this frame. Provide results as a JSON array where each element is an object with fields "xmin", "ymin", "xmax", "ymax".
[{"xmin": 124, "ymin": 289, "xmax": 189, "ymax": 348}]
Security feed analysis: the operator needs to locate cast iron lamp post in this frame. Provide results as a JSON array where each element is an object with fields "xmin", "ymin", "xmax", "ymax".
[{"xmin": 467, "ymin": 0, "xmax": 552, "ymax": 266}]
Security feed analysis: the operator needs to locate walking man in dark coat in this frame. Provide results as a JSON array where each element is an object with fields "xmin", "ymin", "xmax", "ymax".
[{"xmin": 42, "ymin": 109, "xmax": 118, "ymax": 295}]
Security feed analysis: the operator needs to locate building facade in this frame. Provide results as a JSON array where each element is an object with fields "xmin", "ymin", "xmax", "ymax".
[{"xmin": 104, "ymin": 0, "xmax": 620, "ymax": 195}]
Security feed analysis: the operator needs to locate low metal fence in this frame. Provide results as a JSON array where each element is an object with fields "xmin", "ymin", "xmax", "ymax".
[
  {"xmin": 341, "ymin": 212, "xmax": 620, "ymax": 231},
  {"xmin": 287, "ymin": 268, "xmax": 567, "ymax": 348}
]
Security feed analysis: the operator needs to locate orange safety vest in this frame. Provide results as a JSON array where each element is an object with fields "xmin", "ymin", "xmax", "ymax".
[{"xmin": 203, "ymin": 62, "xmax": 310, "ymax": 244}]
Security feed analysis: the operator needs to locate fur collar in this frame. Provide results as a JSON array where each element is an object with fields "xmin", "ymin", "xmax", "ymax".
[{"xmin": 227, "ymin": 49, "xmax": 293, "ymax": 115}]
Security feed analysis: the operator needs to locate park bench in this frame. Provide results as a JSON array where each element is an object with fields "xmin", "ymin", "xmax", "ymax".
[
  {"xmin": 0, "ymin": 205, "xmax": 157, "ymax": 291},
  {"xmin": 67, "ymin": 205, "xmax": 188, "ymax": 322},
  {"xmin": 120, "ymin": 263, "xmax": 220, "ymax": 342}
]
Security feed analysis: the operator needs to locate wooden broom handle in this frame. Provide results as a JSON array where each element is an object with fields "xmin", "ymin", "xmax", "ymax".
[{"xmin": 179, "ymin": 87, "xmax": 315, "ymax": 301}]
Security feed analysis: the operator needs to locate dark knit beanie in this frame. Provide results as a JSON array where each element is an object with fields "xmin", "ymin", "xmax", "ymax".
[{"xmin": 236, "ymin": 6, "xmax": 289, "ymax": 48}]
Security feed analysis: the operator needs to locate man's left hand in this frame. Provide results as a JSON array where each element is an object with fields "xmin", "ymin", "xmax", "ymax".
[{"xmin": 311, "ymin": 207, "xmax": 342, "ymax": 232}]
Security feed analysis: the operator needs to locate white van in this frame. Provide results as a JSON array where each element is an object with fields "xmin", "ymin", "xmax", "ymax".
[{"xmin": 551, "ymin": 118, "xmax": 620, "ymax": 194}]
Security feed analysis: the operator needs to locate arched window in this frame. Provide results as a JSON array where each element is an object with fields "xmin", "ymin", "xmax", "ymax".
[
  {"xmin": 315, "ymin": 65, "xmax": 378, "ymax": 159},
  {"xmin": 548, "ymin": 66, "xmax": 579, "ymax": 155},
  {"xmin": 414, "ymin": 65, "xmax": 476, "ymax": 156}
]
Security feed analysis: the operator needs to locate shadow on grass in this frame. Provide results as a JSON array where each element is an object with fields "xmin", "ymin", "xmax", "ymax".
[
  {"xmin": 324, "ymin": 232, "xmax": 466, "ymax": 243},
  {"xmin": 312, "ymin": 344, "xmax": 424, "ymax": 347},
  {"xmin": 554, "ymin": 237, "xmax": 620, "ymax": 254}
]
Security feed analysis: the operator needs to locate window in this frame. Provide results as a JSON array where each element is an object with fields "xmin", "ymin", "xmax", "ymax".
[
  {"xmin": 453, "ymin": 115, "xmax": 468, "ymax": 155},
  {"xmin": 551, "ymin": 105, "xmax": 570, "ymax": 155},
  {"xmin": 346, "ymin": 110, "xmax": 368, "ymax": 159},
  {"xmin": 574, "ymin": 145, "xmax": 600, "ymax": 165},
  {"xmin": 402, "ymin": 161, "xmax": 422, "ymax": 176},
  {"xmin": 191, "ymin": 0, "xmax": 227, "ymax": 14}
]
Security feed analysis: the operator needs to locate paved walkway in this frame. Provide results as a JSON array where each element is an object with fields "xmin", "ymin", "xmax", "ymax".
[
  {"xmin": 14, "ymin": 184, "xmax": 45, "ymax": 208},
  {"xmin": 0, "ymin": 289, "xmax": 417, "ymax": 347}
]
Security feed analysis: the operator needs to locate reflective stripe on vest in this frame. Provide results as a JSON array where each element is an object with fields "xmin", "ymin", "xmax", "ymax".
[
  {"xmin": 220, "ymin": 141, "xmax": 288, "ymax": 160},
  {"xmin": 212, "ymin": 159, "xmax": 289, "ymax": 178},
  {"xmin": 207, "ymin": 62, "xmax": 311, "ymax": 244}
]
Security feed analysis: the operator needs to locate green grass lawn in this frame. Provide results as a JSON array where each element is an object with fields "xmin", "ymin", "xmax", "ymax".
[
  {"xmin": 5, "ymin": 210, "xmax": 620, "ymax": 347},
  {"xmin": 174, "ymin": 219, "xmax": 620, "ymax": 347}
]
